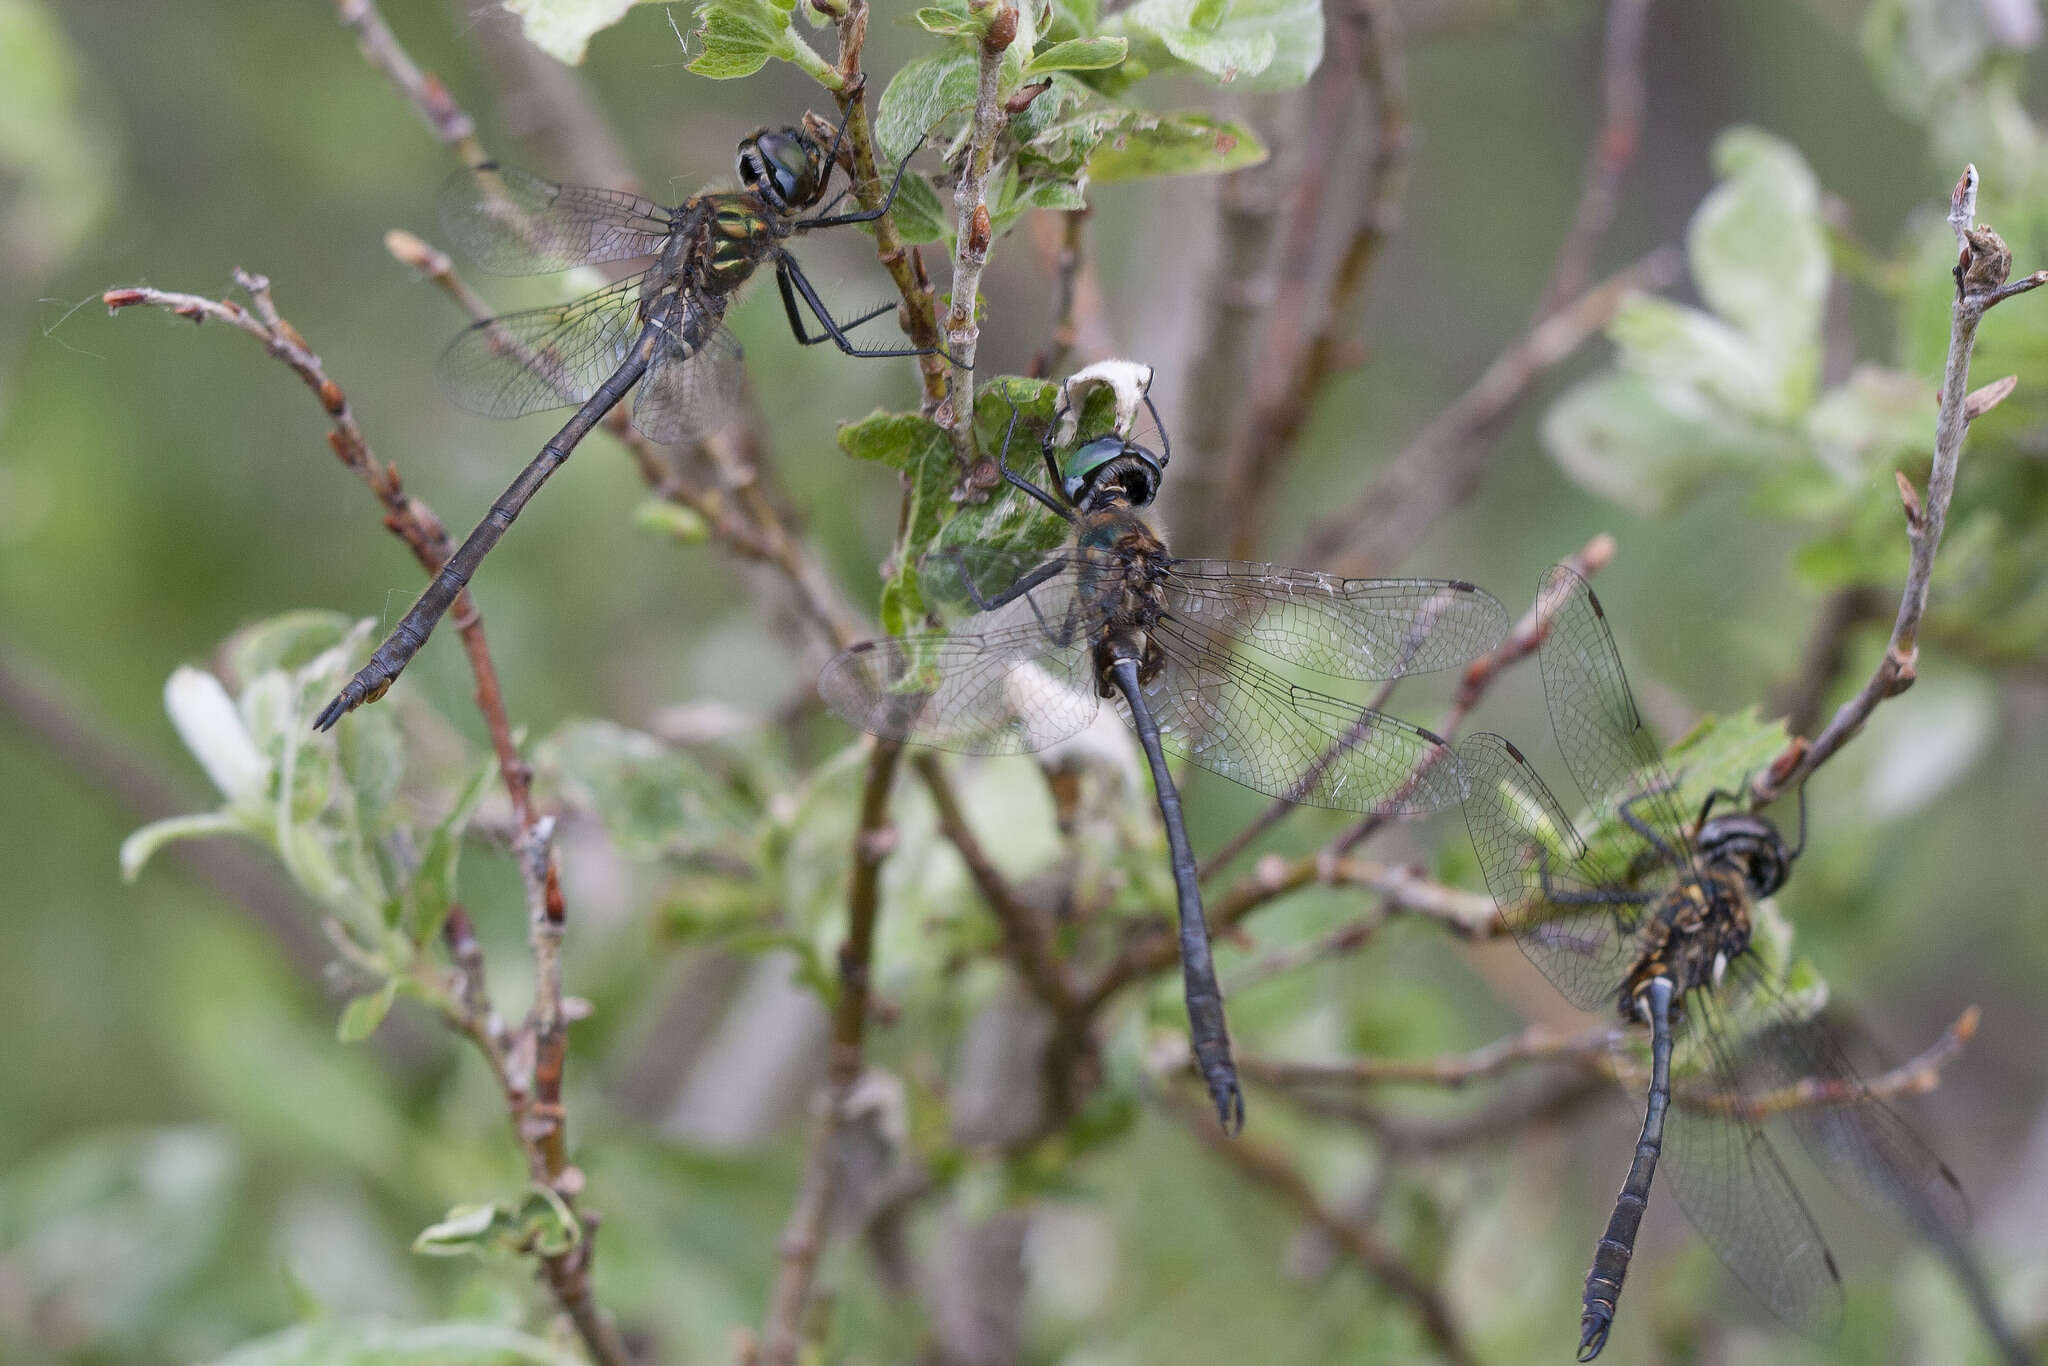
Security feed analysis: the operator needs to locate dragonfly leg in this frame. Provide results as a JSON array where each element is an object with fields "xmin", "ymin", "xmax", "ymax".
[
  {"xmin": 312, "ymin": 340, "xmax": 654, "ymax": 730},
  {"xmin": 1617, "ymin": 784, "xmax": 1686, "ymax": 868},
  {"xmin": 1578, "ymin": 974, "xmax": 1675, "ymax": 1361},
  {"xmin": 1535, "ymin": 846, "xmax": 1655, "ymax": 907},
  {"xmin": 1108, "ymin": 654, "xmax": 1244, "ymax": 1135},
  {"xmin": 797, "ymin": 129, "xmax": 929, "ymax": 229},
  {"xmin": 774, "ymin": 256, "xmax": 939, "ymax": 360},
  {"xmin": 990, "ymin": 390, "xmax": 1076, "ymax": 521}
]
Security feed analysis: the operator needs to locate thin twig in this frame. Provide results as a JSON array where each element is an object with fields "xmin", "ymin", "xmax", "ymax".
[
  {"xmin": 100, "ymin": 272, "xmax": 628, "ymax": 1366},
  {"xmin": 1536, "ymin": 0, "xmax": 1652, "ymax": 313},
  {"xmin": 1160, "ymin": 1089, "xmax": 1480, "ymax": 1366},
  {"xmin": 1237, "ymin": 1023, "xmax": 1622, "ymax": 1090},
  {"xmin": 1756, "ymin": 167, "xmax": 2048, "ymax": 803},
  {"xmin": 939, "ymin": 5, "xmax": 1019, "ymax": 469},
  {"xmin": 1027, "ymin": 208, "xmax": 1097, "ymax": 378},
  {"xmin": 1297, "ymin": 250, "xmax": 1678, "ymax": 573},
  {"xmin": 760, "ymin": 739, "xmax": 905, "ymax": 1365},
  {"xmin": 333, "ymin": 0, "xmax": 485, "ymax": 163},
  {"xmin": 1220, "ymin": 0, "xmax": 1407, "ymax": 558}
]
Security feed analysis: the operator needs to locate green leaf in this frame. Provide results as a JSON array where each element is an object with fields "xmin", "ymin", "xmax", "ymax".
[
  {"xmin": 884, "ymin": 171, "xmax": 951, "ymax": 246},
  {"xmin": 336, "ymin": 980, "xmax": 398, "ymax": 1044},
  {"xmin": 1608, "ymin": 294, "xmax": 1802, "ymax": 422},
  {"xmin": 876, "ymin": 50, "xmax": 979, "ymax": 162},
  {"xmin": 406, "ymin": 755, "xmax": 498, "ymax": 947},
  {"xmin": 119, "ymin": 809, "xmax": 250, "ymax": 883},
  {"xmin": 635, "ymin": 499, "xmax": 709, "ymax": 542},
  {"xmin": 1688, "ymin": 127, "xmax": 1828, "ymax": 357},
  {"xmin": 409, "ymin": 1187, "xmax": 581, "ymax": 1261},
  {"xmin": 1085, "ymin": 111, "xmax": 1266, "ymax": 182},
  {"xmin": 501, "ymin": 0, "xmax": 654, "ymax": 65},
  {"xmin": 224, "ymin": 610, "xmax": 359, "ymax": 682},
  {"xmin": 538, "ymin": 719, "xmax": 755, "ymax": 860},
  {"xmin": 915, "ymin": 1, "xmax": 978, "ymax": 38},
  {"xmin": 1026, "ymin": 35, "xmax": 1128, "ymax": 75},
  {"xmin": 687, "ymin": 0, "xmax": 830, "ymax": 82},
  {"xmin": 1109, "ymin": 0, "xmax": 1322, "ymax": 88},
  {"xmin": 1573, "ymin": 709, "xmax": 1792, "ymax": 875},
  {"xmin": 1541, "ymin": 370, "xmax": 1795, "ymax": 517},
  {"xmin": 205, "ymin": 1318, "xmax": 582, "ymax": 1365}
]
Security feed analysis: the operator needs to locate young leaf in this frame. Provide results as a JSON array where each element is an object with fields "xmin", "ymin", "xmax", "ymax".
[
  {"xmin": 884, "ymin": 171, "xmax": 951, "ymax": 246},
  {"xmin": 1689, "ymin": 127, "xmax": 1828, "ymax": 357},
  {"xmin": 687, "ymin": 0, "xmax": 831, "ymax": 83},
  {"xmin": 876, "ymin": 50, "xmax": 979, "ymax": 162},
  {"xmin": 405, "ymin": 756, "xmax": 498, "ymax": 948},
  {"xmin": 336, "ymin": 979, "xmax": 398, "ymax": 1044},
  {"xmin": 119, "ymin": 810, "xmax": 251, "ymax": 883},
  {"xmin": 1110, "ymin": 0, "xmax": 1323, "ymax": 89},
  {"xmin": 1026, "ymin": 35, "xmax": 1129, "ymax": 75},
  {"xmin": 502, "ymin": 0, "xmax": 651, "ymax": 65},
  {"xmin": 1086, "ymin": 111, "xmax": 1266, "ymax": 182},
  {"xmin": 164, "ymin": 667, "xmax": 269, "ymax": 807}
]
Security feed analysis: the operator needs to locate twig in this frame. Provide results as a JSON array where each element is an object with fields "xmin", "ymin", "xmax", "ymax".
[
  {"xmin": 830, "ymin": 2, "xmax": 950, "ymax": 414},
  {"xmin": 100, "ymin": 273, "xmax": 628, "ymax": 1366},
  {"xmin": 333, "ymin": 0, "xmax": 484, "ymax": 163},
  {"xmin": 1237, "ymin": 1023, "xmax": 1622, "ymax": 1090},
  {"xmin": 1756, "ymin": 167, "xmax": 2048, "ymax": 803},
  {"xmin": 938, "ymin": 5, "xmax": 1019, "ymax": 469},
  {"xmin": 1220, "ymin": 0, "xmax": 1407, "ymax": 558},
  {"xmin": 1160, "ymin": 1089, "xmax": 1480, "ymax": 1366},
  {"xmin": 1536, "ymin": 0, "xmax": 1652, "ymax": 313},
  {"xmin": 1297, "ymin": 250, "xmax": 1678, "ymax": 572},
  {"xmin": 760, "ymin": 739, "xmax": 905, "ymax": 1365},
  {"xmin": 1690, "ymin": 1006, "xmax": 1980, "ymax": 1123},
  {"xmin": 1027, "ymin": 208, "xmax": 1097, "ymax": 378}
]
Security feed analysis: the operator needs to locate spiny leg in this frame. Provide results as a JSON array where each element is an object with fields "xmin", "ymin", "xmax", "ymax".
[{"xmin": 774, "ymin": 255, "xmax": 935, "ymax": 360}]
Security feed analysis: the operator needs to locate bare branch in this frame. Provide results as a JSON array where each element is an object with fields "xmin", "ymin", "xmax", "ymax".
[
  {"xmin": 1757, "ymin": 167, "xmax": 2047, "ymax": 803},
  {"xmin": 1160, "ymin": 1089, "xmax": 1480, "ymax": 1366},
  {"xmin": 333, "ymin": 0, "xmax": 483, "ymax": 162},
  {"xmin": 1238, "ymin": 1022, "xmax": 1622, "ymax": 1090},
  {"xmin": 1537, "ymin": 0, "xmax": 1652, "ymax": 313},
  {"xmin": 939, "ymin": 5, "xmax": 1019, "ymax": 471}
]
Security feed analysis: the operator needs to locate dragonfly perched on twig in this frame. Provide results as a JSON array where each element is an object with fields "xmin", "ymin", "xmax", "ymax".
[
  {"xmin": 314, "ymin": 119, "xmax": 934, "ymax": 731},
  {"xmin": 1462, "ymin": 565, "xmax": 2023, "ymax": 1363},
  {"xmin": 819, "ymin": 366, "xmax": 1509, "ymax": 1132}
]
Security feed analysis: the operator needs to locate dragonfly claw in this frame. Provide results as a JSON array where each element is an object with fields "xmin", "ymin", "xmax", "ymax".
[{"xmin": 1577, "ymin": 1310, "xmax": 1613, "ymax": 1361}]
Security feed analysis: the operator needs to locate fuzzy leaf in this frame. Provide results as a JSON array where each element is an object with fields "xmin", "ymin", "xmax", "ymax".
[
  {"xmin": 1026, "ymin": 36, "xmax": 1128, "ymax": 75},
  {"xmin": 502, "ymin": 0, "xmax": 649, "ymax": 65},
  {"xmin": 876, "ymin": 50, "xmax": 979, "ymax": 162},
  {"xmin": 687, "ymin": 0, "xmax": 828, "ymax": 82},
  {"xmin": 1085, "ymin": 111, "xmax": 1265, "ymax": 182},
  {"xmin": 1689, "ymin": 127, "xmax": 1828, "ymax": 356},
  {"xmin": 336, "ymin": 980, "xmax": 398, "ymax": 1044},
  {"xmin": 1110, "ymin": 0, "xmax": 1322, "ymax": 88},
  {"xmin": 119, "ymin": 810, "xmax": 250, "ymax": 883},
  {"xmin": 165, "ymin": 667, "xmax": 269, "ymax": 806}
]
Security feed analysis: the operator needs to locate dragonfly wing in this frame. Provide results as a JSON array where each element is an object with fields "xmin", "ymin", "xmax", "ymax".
[
  {"xmin": 440, "ymin": 164, "xmax": 675, "ymax": 275},
  {"xmin": 1536, "ymin": 565, "xmax": 1696, "ymax": 855},
  {"xmin": 1658, "ymin": 992, "xmax": 1848, "ymax": 1339},
  {"xmin": 1714, "ymin": 958, "xmax": 1971, "ymax": 1242},
  {"xmin": 1131, "ymin": 617, "xmax": 1465, "ymax": 813},
  {"xmin": 437, "ymin": 275, "xmax": 649, "ymax": 420},
  {"xmin": 819, "ymin": 570, "xmax": 1098, "ymax": 755},
  {"xmin": 1459, "ymin": 733, "xmax": 1642, "ymax": 1011},
  {"xmin": 630, "ymin": 309, "xmax": 746, "ymax": 446},
  {"xmin": 1163, "ymin": 562, "xmax": 1509, "ymax": 680},
  {"xmin": 919, "ymin": 544, "xmax": 1089, "ymax": 617}
]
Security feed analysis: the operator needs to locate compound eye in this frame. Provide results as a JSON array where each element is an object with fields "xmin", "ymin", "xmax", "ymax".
[{"xmin": 752, "ymin": 129, "xmax": 817, "ymax": 208}]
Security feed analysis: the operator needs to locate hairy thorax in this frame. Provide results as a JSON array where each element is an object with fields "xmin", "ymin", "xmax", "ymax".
[
  {"xmin": 1076, "ymin": 504, "xmax": 1172, "ymax": 697},
  {"xmin": 1619, "ymin": 864, "xmax": 1753, "ymax": 1022}
]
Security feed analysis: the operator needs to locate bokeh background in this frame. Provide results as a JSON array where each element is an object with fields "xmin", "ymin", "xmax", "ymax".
[{"xmin": 3, "ymin": 0, "xmax": 2046, "ymax": 1362}]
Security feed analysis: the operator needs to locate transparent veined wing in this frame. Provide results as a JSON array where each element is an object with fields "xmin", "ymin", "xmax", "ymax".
[
  {"xmin": 1536, "ymin": 565, "xmax": 1696, "ymax": 860},
  {"xmin": 1658, "ymin": 985, "xmax": 1848, "ymax": 1340},
  {"xmin": 440, "ymin": 164, "xmax": 676, "ymax": 275},
  {"xmin": 818, "ymin": 566, "xmax": 1098, "ymax": 755},
  {"xmin": 1132, "ymin": 615, "xmax": 1467, "ymax": 813},
  {"xmin": 436, "ymin": 275, "xmax": 651, "ymax": 421},
  {"xmin": 630, "ymin": 302, "xmax": 746, "ymax": 446},
  {"xmin": 1163, "ymin": 562, "xmax": 1508, "ymax": 680},
  {"xmin": 1459, "ymin": 732, "xmax": 1645, "ymax": 1011}
]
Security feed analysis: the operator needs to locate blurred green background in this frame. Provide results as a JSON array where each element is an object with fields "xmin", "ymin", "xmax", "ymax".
[{"xmin": 2, "ymin": 0, "xmax": 2046, "ymax": 1362}]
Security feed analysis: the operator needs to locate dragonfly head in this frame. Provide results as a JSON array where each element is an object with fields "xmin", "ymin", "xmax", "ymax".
[
  {"xmin": 1697, "ymin": 811, "xmax": 1793, "ymax": 898},
  {"xmin": 738, "ymin": 126, "xmax": 828, "ymax": 215},
  {"xmin": 1057, "ymin": 435, "xmax": 1166, "ymax": 509}
]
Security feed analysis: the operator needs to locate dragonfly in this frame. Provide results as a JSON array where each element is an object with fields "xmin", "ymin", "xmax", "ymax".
[
  {"xmin": 819, "ymin": 370, "xmax": 1510, "ymax": 1132},
  {"xmin": 314, "ymin": 120, "xmax": 933, "ymax": 731},
  {"xmin": 1461, "ymin": 565, "xmax": 2013, "ymax": 1361}
]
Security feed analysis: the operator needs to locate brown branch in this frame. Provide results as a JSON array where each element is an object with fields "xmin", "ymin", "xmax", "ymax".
[
  {"xmin": 1027, "ymin": 208, "xmax": 1098, "ymax": 379},
  {"xmin": 830, "ymin": 3, "xmax": 950, "ymax": 414},
  {"xmin": 100, "ymin": 272, "xmax": 628, "ymax": 1366},
  {"xmin": 761, "ymin": 739, "xmax": 905, "ymax": 1365},
  {"xmin": 1297, "ymin": 250, "xmax": 1678, "ymax": 573},
  {"xmin": 1690, "ymin": 1006, "xmax": 1980, "ymax": 1124},
  {"xmin": 334, "ymin": 0, "xmax": 484, "ymax": 163},
  {"xmin": 1237, "ymin": 1023, "xmax": 1622, "ymax": 1091},
  {"xmin": 1218, "ymin": 0, "xmax": 1407, "ymax": 558},
  {"xmin": 1536, "ymin": 0, "xmax": 1652, "ymax": 314},
  {"xmin": 1756, "ymin": 167, "xmax": 2048, "ymax": 803},
  {"xmin": 1160, "ymin": 1089, "xmax": 1479, "ymax": 1366},
  {"xmin": 937, "ymin": 4, "xmax": 1018, "ymax": 473}
]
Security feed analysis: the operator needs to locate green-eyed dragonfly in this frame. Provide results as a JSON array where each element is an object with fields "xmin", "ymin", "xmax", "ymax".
[
  {"xmin": 315, "ymin": 120, "xmax": 932, "ymax": 731},
  {"xmin": 819, "ymin": 367, "xmax": 1509, "ymax": 1132},
  {"xmin": 1463, "ymin": 565, "xmax": 2021, "ymax": 1362}
]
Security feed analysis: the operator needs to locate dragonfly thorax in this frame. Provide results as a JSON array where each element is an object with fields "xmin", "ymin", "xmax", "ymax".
[
  {"xmin": 1623, "ymin": 870, "xmax": 1754, "ymax": 1020},
  {"xmin": 1077, "ymin": 511, "xmax": 1173, "ymax": 697}
]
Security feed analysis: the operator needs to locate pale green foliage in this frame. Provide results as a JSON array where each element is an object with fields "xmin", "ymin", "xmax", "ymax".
[{"xmin": 205, "ymin": 1319, "xmax": 583, "ymax": 1366}]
